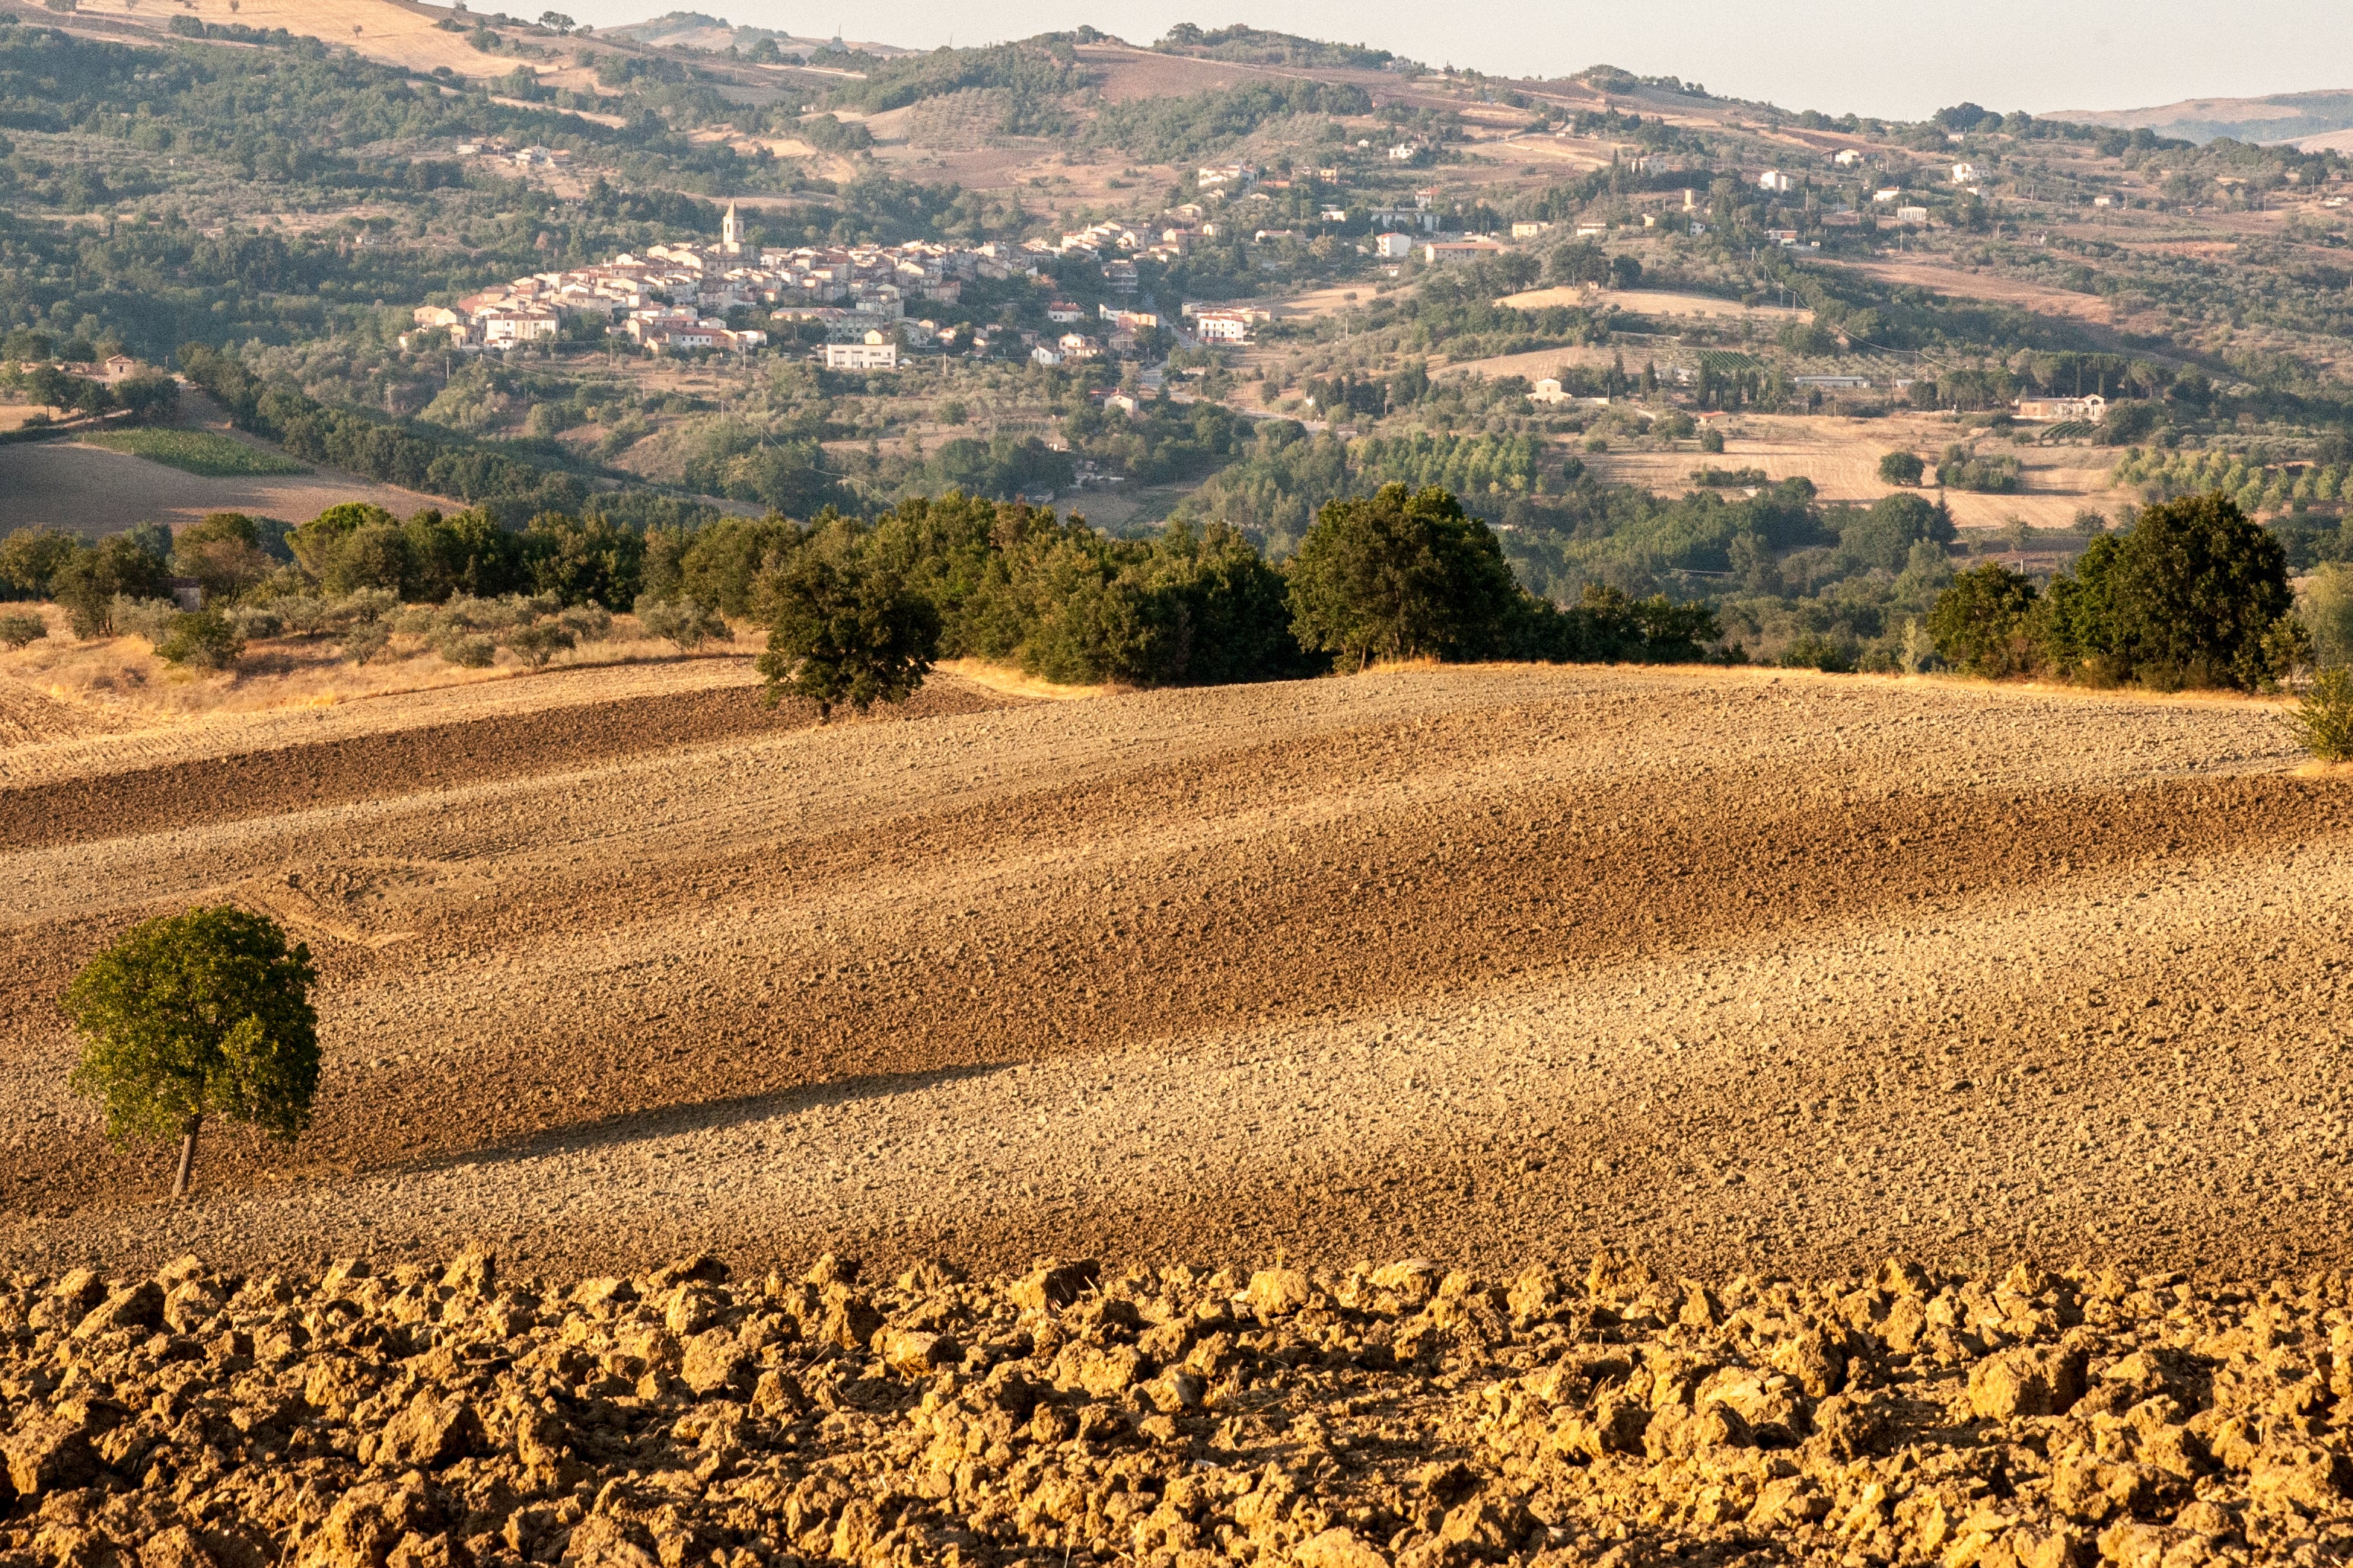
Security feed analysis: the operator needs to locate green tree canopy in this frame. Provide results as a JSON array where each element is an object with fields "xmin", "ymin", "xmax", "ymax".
[
  {"xmin": 2039, "ymin": 491, "xmax": 2294, "ymax": 689},
  {"xmin": 755, "ymin": 522, "xmax": 941, "ymax": 720},
  {"xmin": 1286, "ymin": 483, "xmax": 1523, "ymax": 670},
  {"xmin": 51, "ymin": 533, "xmax": 175, "ymax": 638},
  {"xmin": 1926, "ymin": 560, "xmax": 2039, "ymax": 677},
  {"xmin": 62, "ymin": 905, "xmax": 320, "ymax": 1198},
  {"xmin": 0, "ymin": 525, "xmax": 78, "ymax": 600}
]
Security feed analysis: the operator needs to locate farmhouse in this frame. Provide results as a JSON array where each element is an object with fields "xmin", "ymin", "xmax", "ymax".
[
  {"xmin": 1422, "ymin": 239, "xmax": 1511, "ymax": 265},
  {"xmin": 2015, "ymin": 394, "xmax": 2106, "ymax": 422}
]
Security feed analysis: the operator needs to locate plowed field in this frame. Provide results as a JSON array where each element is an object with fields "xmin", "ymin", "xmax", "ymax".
[{"xmin": 5, "ymin": 663, "xmax": 2351, "ymax": 1293}]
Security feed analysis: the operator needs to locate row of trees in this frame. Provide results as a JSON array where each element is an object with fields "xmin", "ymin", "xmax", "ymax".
[
  {"xmin": 4, "ymin": 484, "xmax": 1727, "ymax": 694},
  {"xmin": 742, "ymin": 485, "xmax": 1724, "ymax": 716},
  {"xmin": 1925, "ymin": 492, "xmax": 2304, "ymax": 690},
  {"xmin": 1, "ymin": 362, "xmax": 179, "ymax": 424}
]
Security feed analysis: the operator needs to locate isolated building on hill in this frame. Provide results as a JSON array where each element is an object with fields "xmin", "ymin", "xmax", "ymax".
[{"xmin": 2015, "ymin": 393, "xmax": 2106, "ymax": 422}]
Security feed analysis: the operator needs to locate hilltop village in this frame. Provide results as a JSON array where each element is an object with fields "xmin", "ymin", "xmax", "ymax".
[{"xmin": 403, "ymin": 201, "xmax": 1269, "ymax": 366}]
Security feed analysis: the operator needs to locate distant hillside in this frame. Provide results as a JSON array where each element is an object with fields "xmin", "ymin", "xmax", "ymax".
[
  {"xmin": 598, "ymin": 11, "xmax": 908, "ymax": 58},
  {"xmin": 1151, "ymin": 23, "xmax": 1409, "ymax": 73},
  {"xmin": 2052, "ymin": 88, "xmax": 2353, "ymax": 148}
]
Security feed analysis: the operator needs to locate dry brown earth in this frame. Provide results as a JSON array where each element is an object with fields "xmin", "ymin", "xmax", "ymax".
[
  {"xmin": 0, "ymin": 441, "xmax": 440, "ymax": 540},
  {"xmin": 8, "ymin": 664, "xmax": 2353, "ymax": 1565},
  {"xmin": 5, "ymin": 663, "xmax": 2352, "ymax": 1293},
  {"xmin": 4, "ymin": 1248, "xmax": 2351, "ymax": 1568}
]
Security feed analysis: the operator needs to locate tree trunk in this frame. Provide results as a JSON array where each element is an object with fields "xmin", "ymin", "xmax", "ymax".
[{"xmin": 171, "ymin": 1115, "xmax": 202, "ymax": 1201}]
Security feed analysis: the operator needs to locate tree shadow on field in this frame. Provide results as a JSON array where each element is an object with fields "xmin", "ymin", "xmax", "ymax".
[{"xmin": 401, "ymin": 1057, "xmax": 1029, "ymax": 1178}]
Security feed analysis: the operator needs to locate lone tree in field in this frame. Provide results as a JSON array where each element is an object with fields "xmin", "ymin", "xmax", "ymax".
[
  {"xmin": 1287, "ymin": 483, "xmax": 1521, "ymax": 670},
  {"xmin": 63, "ymin": 907, "xmax": 320, "ymax": 1200},
  {"xmin": 756, "ymin": 523, "xmax": 940, "ymax": 720}
]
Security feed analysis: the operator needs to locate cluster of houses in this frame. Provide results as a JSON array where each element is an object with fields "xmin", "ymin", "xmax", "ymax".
[
  {"xmin": 400, "ymin": 196, "xmax": 1285, "ymax": 366},
  {"xmin": 403, "ymin": 204, "xmax": 983, "ymax": 356}
]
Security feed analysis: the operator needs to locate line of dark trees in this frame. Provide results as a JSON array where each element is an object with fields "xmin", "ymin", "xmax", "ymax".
[
  {"xmin": 655, "ymin": 485, "xmax": 1727, "ymax": 704},
  {"xmin": 2, "ymin": 482, "xmax": 1727, "ymax": 695}
]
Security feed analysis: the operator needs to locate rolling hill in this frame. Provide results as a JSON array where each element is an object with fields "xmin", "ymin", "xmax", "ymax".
[{"xmin": 2055, "ymin": 86, "xmax": 2353, "ymax": 147}]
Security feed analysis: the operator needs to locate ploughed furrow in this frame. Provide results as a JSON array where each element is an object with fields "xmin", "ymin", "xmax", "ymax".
[
  {"xmin": 4, "ymin": 708, "xmax": 2345, "ymax": 1216},
  {"xmin": 0, "ymin": 678, "xmax": 1009, "ymax": 852}
]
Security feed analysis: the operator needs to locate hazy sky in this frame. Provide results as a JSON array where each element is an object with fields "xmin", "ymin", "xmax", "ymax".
[{"xmin": 562, "ymin": 0, "xmax": 2351, "ymax": 121}]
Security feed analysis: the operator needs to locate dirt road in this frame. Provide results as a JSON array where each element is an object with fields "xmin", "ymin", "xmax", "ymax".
[{"xmin": 5, "ymin": 663, "xmax": 2350, "ymax": 1287}]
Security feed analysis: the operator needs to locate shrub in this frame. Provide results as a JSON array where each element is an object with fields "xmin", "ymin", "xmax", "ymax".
[
  {"xmin": 0, "ymin": 609, "xmax": 47, "ymax": 649},
  {"xmin": 1779, "ymin": 631, "xmax": 1857, "ymax": 673},
  {"xmin": 341, "ymin": 621, "xmax": 392, "ymax": 665},
  {"xmin": 1698, "ymin": 427, "xmax": 1725, "ymax": 454},
  {"xmin": 436, "ymin": 631, "xmax": 497, "ymax": 668},
  {"xmin": 755, "ymin": 523, "xmax": 940, "ymax": 720},
  {"xmin": 226, "ymin": 606, "xmax": 285, "ymax": 641},
  {"xmin": 2285, "ymin": 667, "xmax": 2353, "ymax": 763},
  {"xmin": 271, "ymin": 596, "xmax": 338, "ymax": 635},
  {"xmin": 114, "ymin": 595, "xmax": 183, "ymax": 645},
  {"xmin": 505, "ymin": 621, "xmax": 577, "ymax": 668},
  {"xmin": 634, "ymin": 594, "xmax": 731, "ymax": 650},
  {"xmin": 1937, "ymin": 445, "xmax": 2023, "ymax": 493},
  {"xmin": 154, "ymin": 609, "xmax": 247, "ymax": 671},
  {"xmin": 559, "ymin": 603, "xmax": 613, "ymax": 642},
  {"xmin": 62, "ymin": 905, "xmax": 320, "ymax": 1199},
  {"xmin": 1878, "ymin": 451, "xmax": 1925, "ymax": 486}
]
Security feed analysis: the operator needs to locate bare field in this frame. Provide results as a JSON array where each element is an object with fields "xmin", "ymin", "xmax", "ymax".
[
  {"xmin": 10, "ymin": 664, "xmax": 2353, "ymax": 1566},
  {"xmin": 0, "ymin": 439, "xmax": 438, "ymax": 537},
  {"xmin": 5, "ymin": 662, "xmax": 2349, "ymax": 1297},
  {"xmin": 1826, "ymin": 256, "xmax": 2122, "ymax": 328},
  {"xmin": 1496, "ymin": 287, "xmax": 1813, "ymax": 323},
  {"xmin": 1583, "ymin": 415, "xmax": 2125, "ymax": 529}
]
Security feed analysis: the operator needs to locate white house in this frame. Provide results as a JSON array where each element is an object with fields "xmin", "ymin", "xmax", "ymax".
[
  {"xmin": 2015, "ymin": 394, "xmax": 2106, "ymax": 421},
  {"xmin": 1757, "ymin": 170, "xmax": 1796, "ymax": 194},
  {"xmin": 1832, "ymin": 149, "xmax": 1864, "ymax": 167},
  {"xmin": 1191, "ymin": 310, "xmax": 1251, "ymax": 343},
  {"xmin": 479, "ymin": 308, "xmax": 559, "ymax": 347},
  {"xmin": 1373, "ymin": 232, "xmax": 1414, "ymax": 259},
  {"xmin": 1872, "ymin": 188, "xmax": 1903, "ymax": 204},
  {"xmin": 1530, "ymin": 378, "xmax": 1571, "ymax": 405},
  {"xmin": 1952, "ymin": 162, "xmax": 1982, "ymax": 184},
  {"xmin": 823, "ymin": 333, "xmax": 899, "ymax": 370}
]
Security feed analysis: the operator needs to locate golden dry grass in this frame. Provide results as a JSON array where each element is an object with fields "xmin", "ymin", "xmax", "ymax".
[
  {"xmin": 1497, "ymin": 286, "xmax": 1813, "ymax": 323},
  {"xmin": 933, "ymin": 658, "xmax": 1108, "ymax": 701},
  {"xmin": 0, "ymin": 604, "xmax": 761, "ymax": 733},
  {"xmin": 1584, "ymin": 413, "xmax": 2123, "ymax": 530},
  {"xmin": 78, "ymin": 0, "xmax": 523, "ymax": 80}
]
